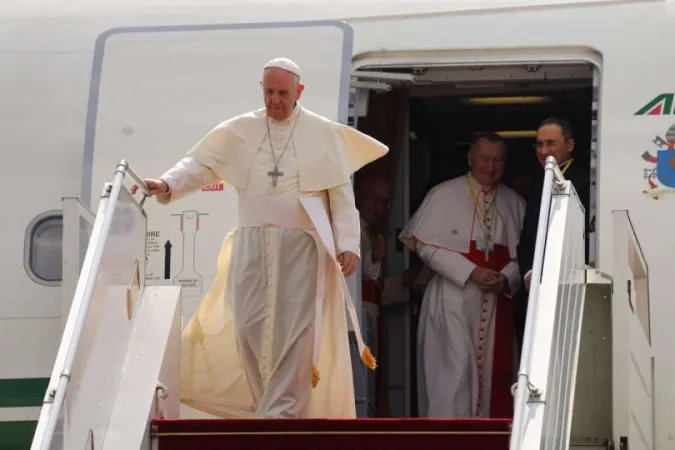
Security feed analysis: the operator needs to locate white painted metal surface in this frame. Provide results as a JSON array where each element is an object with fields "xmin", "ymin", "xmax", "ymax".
[
  {"xmin": 512, "ymin": 157, "xmax": 587, "ymax": 450},
  {"xmin": 0, "ymin": 0, "xmax": 657, "ymax": 20},
  {"xmin": 0, "ymin": 0, "xmax": 673, "ymax": 447},
  {"xmin": 102, "ymin": 285, "xmax": 182, "ymax": 450},
  {"xmin": 61, "ymin": 198, "xmax": 95, "ymax": 328},
  {"xmin": 569, "ymin": 269, "xmax": 613, "ymax": 448},
  {"xmin": 59, "ymin": 183, "xmax": 147, "ymax": 450},
  {"xmin": 612, "ymin": 211, "xmax": 654, "ymax": 450},
  {"xmin": 31, "ymin": 170, "xmax": 128, "ymax": 450},
  {"xmin": 539, "ymin": 181, "xmax": 587, "ymax": 450},
  {"xmin": 31, "ymin": 163, "xmax": 147, "ymax": 450}
]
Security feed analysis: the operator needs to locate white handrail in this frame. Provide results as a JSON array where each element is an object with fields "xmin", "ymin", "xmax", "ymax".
[
  {"xmin": 31, "ymin": 160, "xmax": 147, "ymax": 450},
  {"xmin": 120, "ymin": 159, "xmax": 149, "ymax": 206},
  {"xmin": 510, "ymin": 155, "xmax": 565, "ymax": 449}
]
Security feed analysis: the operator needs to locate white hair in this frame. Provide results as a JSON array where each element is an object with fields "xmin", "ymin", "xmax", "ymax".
[{"xmin": 468, "ymin": 132, "xmax": 508, "ymax": 159}]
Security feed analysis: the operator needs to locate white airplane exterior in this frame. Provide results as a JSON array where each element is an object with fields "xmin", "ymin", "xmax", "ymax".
[{"xmin": 1, "ymin": 0, "xmax": 674, "ymax": 448}]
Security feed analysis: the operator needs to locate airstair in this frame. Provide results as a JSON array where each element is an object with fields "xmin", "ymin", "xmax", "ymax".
[{"xmin": 28, "ymin": 158, "xmax": 652, "ymax": 450}]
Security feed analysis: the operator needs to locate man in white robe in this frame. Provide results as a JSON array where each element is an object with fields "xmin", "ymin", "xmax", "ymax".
[
  {"xmin": 133, "ymin": 57, "xmax": 388, "ymax": 419},
  {"xmin": 399, "ymin": 132, "xmax": 525, "ymax": 419}
]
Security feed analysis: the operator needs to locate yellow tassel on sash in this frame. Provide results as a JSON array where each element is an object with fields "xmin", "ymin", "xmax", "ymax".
[
  {"xmin": 311, "ymin": 365, "xmax": 320, "ymax": 388},
  {"xmin": 311, "ymin": 348, "xmax": 376, "ymax": 389},
  {"xmin": 362, "ymin": 347, "xmax": 377, "ymax": 370}
]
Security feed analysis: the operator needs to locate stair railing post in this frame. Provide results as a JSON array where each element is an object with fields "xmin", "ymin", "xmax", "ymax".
[
  {"xmin": 510, "ymin": 155, "xmax": 565, "ymax": 449},
  {"xmin": 31, "ymin": 160, "xmax": 148, "ymax": 450}
]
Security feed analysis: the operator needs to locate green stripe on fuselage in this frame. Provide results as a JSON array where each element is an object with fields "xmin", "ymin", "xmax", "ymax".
[
  {"xmin": 0, "ymin": 421, "xmax": 37, "ymax": 449},
  {"xmin": 0, "ymin": 378, "xmax": 49, "ymax": 408}
]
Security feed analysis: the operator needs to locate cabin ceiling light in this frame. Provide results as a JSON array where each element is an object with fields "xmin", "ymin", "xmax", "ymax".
[
  {"xmin": 463, "ymin": 96, "xmax": 552, "ymax": 105},
  {"xmin": 351, "ymin": 70, "xmax": 416, "ymax": 82},
  {"xmin": 350, "ymin": 80, "xmax": 392, "ymax": 92},
  {"xmin": 490, "ymin": 130, "xmax": 538, "ymax": 138}
]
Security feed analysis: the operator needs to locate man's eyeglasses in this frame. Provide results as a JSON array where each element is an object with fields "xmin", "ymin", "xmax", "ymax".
[{"xmin": 533, "ymin": 139, "xmax": 565, "ymax": 149}]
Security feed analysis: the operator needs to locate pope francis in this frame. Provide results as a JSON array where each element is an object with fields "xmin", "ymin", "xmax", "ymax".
[{"xmin": 133, "ymin": 57, "xmax": 388, "ymax": 419}]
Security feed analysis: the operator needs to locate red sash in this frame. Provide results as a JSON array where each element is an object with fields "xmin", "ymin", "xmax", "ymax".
[{"xmin": 461, "ymin": 240, "xmax": 514, "ymax": 418}]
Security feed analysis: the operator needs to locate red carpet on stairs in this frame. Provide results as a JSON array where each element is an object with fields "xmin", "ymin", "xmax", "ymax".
[{"xmin": 152, "ymin": 418, "xmax": 512, "ymax": 450}]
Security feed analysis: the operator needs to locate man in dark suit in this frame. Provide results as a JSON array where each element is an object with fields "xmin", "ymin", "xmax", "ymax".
[{"xmin": 515, "ymin": 117, "xmax": 590, "ymax": 353}]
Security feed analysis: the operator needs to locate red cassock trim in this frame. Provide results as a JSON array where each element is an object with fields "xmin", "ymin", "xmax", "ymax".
[{"xmin": 461, "ymin": 240, "xmax": 514, "ymax": 419}]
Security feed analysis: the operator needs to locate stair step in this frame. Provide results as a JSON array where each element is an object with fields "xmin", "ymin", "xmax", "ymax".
[{"xmin": 152, "ymin": 418, "xmax": 512, "ymax": 449}]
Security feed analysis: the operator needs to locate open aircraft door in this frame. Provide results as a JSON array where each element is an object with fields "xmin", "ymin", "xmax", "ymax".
[
  {"xmin": 611, "ymin": 211, "xmax": 654, "ymax": 450},
  {"xmin": 81, "ymin": 20, "xmax": 359, "ymax": 326}
]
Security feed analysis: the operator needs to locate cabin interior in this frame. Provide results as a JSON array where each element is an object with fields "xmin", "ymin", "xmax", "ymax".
[{"xmin": 350, "ymin": 62, "xmax": 596, "ymax": 418}]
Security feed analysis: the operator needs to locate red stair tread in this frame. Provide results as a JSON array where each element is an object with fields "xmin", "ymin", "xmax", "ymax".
[{"xmin": 152, "ymin": 418, "xmax": 512, "ymax": 450}]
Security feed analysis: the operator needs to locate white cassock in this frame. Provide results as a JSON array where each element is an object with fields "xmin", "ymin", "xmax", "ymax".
[
  {"xmin": 156, "ymin": 104, "xmax": 388, "ymax": 419},
  {"xmin": 399, "ymin": 172, "xmax": 525, "ymax": 418}
]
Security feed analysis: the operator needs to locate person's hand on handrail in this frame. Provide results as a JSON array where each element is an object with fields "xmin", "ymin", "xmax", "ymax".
[{"xmin": 130, "ymin": 179, "xmax": 169, "ymax": 197}]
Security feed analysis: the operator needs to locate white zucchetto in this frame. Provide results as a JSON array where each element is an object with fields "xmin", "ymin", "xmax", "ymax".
[{"xmin": 263, "ymin": 57, "xmax": 302, "ymax": 79}]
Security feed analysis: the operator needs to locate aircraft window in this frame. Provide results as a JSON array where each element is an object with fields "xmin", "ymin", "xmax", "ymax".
[{"xmin": 25, "ymin": 212, "xmax": 63, "ymax": 285}]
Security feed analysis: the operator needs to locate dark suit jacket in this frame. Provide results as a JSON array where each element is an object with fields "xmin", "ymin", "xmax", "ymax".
[{"xmin": 516, "ymin": 159, "xmax": 590, "ymax": 280}]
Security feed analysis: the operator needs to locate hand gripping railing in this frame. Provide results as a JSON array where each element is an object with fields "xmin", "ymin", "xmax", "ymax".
[
  {"xmin": 510, "ymin": 155, "xmax": 566, "ymax": 449},
  {"xmin": 30, "ymin": 160, "xmax": 148, "ymax": 450}
]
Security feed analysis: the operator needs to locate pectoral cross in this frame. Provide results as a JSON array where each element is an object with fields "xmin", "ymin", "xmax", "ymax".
[
  {"xmin": 267, "ymin": 166, "xmax": 284, "ymax": 188},
  {"xmin": 477, "ymin": 236, "xmax": 492, "ymax": 262}
]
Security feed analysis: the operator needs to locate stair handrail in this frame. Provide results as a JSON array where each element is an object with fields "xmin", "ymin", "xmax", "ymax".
[
  {"xmin": 510, "ymin": 155, "xmax": 565, "ymax": 449},
  {"xmin": 31, "ymin": 160, "xmax": 148, "ymax": 450}
]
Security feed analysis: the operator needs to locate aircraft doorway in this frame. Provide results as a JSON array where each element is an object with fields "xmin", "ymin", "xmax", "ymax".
[{"xmin": 352, "ymin": 62, "xmax": 595, "ymax": 418}]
